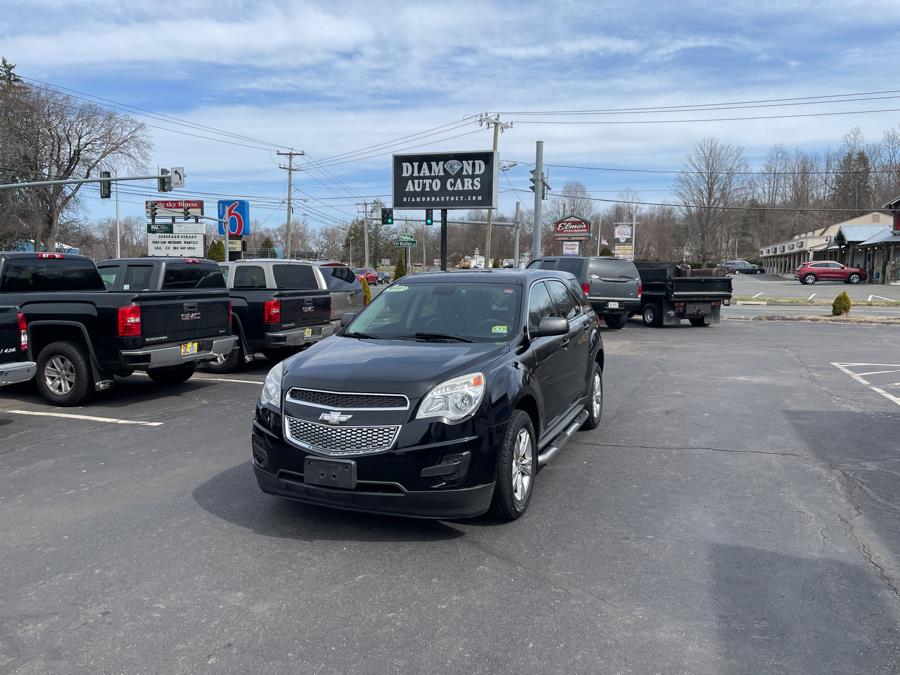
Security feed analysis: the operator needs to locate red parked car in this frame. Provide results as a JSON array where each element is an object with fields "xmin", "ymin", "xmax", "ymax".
[
  {"xmin": 795, "ymin": 261, "xmax": 867, "ymax": 285},
  {"xmin": 353, "ymin": 267, "xmax": 378, "ymax": 285}
]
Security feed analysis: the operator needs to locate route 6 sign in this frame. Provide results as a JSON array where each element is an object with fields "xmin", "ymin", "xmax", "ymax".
[{"xmin": 217, "ymin": 200, "xmax": 250, "ymax": 236}]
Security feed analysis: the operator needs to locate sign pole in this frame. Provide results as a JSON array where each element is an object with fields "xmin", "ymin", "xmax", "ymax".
[
  {"xmin": 440, "ymin": 209, "xmax": 448, "ymax": 271},
  {"xmin": 532, "ymin": 141, "xmax": 543, "ymax": 260},
  {"xmin": 513, "ymin": 201, "xmax": 521, "ymax": 267},
  {"xmin": 114, "ymin": 171, "xmax": 121, "ymax": 259}
]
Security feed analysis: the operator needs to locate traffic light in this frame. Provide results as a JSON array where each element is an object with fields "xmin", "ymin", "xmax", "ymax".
[
  {"xmin": 99, "ymin": 171, "xmax": 111, "ymax": 199},
  {"xmin": 183, "ymin": 205, "xmax": 191, "ymax": 221},
  {"xmin": 149, "ymin": 202, "xmax": 158, "ymax": 221},
  {"xmin": 425, "ymin": 209, "xmax": 433, "ymax": 226},
  {"xmin": 529, "ymin": 169, "xmax": 537, "ymax": 193},
  {"xmin": 382, "ymin": 207, "xmax": 394, "ymax": 225},
  {"xmin": 158, "ymin": 168, "xmax": 172, "ymax": 192}
]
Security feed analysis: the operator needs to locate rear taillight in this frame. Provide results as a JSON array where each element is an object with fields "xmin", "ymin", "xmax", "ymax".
[
  {"xmin": 263, "ymin": 299, "xmax": 281, "ymax": 324},
  {"xmin": 581, "ymin": 282, "xmax": 590, "ymax": 296},
  {"xmin": 183, "ymin": 258, "xmax": 201, "ymax": 264},
  {"xmin": 227, "ymin": 300, "xmax": 233, "ymax": 328},
  {"xmin": 36, "ymin": 252, "xmax": 64, "ymax": 259},
  {"xmin": 637, "ymin": 282, "xmax": 643, "ymax": 299},
  {"xmin": 117, "ymin": 304, "xmax": 142, "ymax": 337},
  {"xmin": 17, "ymin": 311, "xmax": 27, "ymax": 351}
]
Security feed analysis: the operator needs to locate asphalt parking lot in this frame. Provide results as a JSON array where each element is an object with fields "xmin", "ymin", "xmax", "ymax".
[
  {"xmin": 2, "ymin": 320, "xmax": 899, "ymax": 673},
  {"xmin": 731, "ymin": 274, "xmax": 900, "ymax": 301}
]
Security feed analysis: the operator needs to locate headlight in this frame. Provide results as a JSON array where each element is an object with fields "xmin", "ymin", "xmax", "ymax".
[
  {"xmin": 416, "ymin": 372, "xmax": 485, "ymax": 423},
  {"xmin": 259, "ymin": 360, "xmax": 284, "ymax": 408}
]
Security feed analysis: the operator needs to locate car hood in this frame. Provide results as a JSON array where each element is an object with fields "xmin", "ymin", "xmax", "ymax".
[{"xmin": 281, "ymin": 335, "xmax": 510, "ymax": 399}]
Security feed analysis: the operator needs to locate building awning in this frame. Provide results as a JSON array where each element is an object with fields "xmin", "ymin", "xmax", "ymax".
[
  {"xmin": 859, "ymin": 229, "xmax": 900, "ymax": 246},
  {"xmin": 825, "ymin": 243, "xmax": 842, "ymax": 250}
]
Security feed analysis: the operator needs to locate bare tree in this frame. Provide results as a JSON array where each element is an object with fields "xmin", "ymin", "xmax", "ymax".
[{"xmin": 675, "ymin": 138, "xmax": 750, "ymax": 263}]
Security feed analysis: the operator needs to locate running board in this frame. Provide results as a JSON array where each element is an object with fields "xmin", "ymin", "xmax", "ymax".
[{"xmin": 537, "ymin": 409, "xmax": 589, "ymax": 466}]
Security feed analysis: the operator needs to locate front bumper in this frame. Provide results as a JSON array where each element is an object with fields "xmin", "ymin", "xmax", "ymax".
[
  {"xmin": 251, "ymin": 414, "xmax": 499, "ymax": 519},
  {"xmin": 264, "ymin": 324, "xmax": 333, "ymax": 348},
  {"xmin": 0, "ymin": 360, "xmax": 36, "ymax": 386},
  {"xmin": 120, "ymin": 335, "xmax": 237, "ymax": 369}
]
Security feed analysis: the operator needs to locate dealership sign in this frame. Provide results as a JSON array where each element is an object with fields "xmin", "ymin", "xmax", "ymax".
[
  {"xmin": 392, "ymin": 151, "xmax": 498, "ymax": 210},
  {"xmin": 553, "ymin": 215, "xmax": 592, "ymax": 240}
]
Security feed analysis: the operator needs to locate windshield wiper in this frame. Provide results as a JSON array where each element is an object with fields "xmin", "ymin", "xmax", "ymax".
[
  {"xmin": 344, "ymin": 331, "xmax": 380, "ymax": 339},
  {"xmin": 413, "ymin": 332, "xmax": 474, "ymax": 343}
]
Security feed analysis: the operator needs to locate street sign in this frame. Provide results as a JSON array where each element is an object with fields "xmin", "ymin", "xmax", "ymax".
[
  {"xmin": 171, "ymin": 167, "xmax": 185, "ymax": 189},
  {"xmin": 392, "ymin": 150, "xmax": 498, "ymax": 210},
  {"xmin": 145, "ymin": 199, "xmax": 203, "ymax": 220},
  {"xmin": 394, "ymin": 234, "xmax": 417, "ymax": 247},
  {"xmin": 554, "ymin": 215, "xmax": 592, "ymax": 240},
  {"xmin": 217, "ymin": 200, "xmax": 250, "ymax": 236},
  {"xmin": 148, "ymin": 233, "xmax": 204, "ymax": 257}
]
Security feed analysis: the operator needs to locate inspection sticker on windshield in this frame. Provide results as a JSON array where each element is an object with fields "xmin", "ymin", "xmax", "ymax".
[
  {"xmin": 491, "ymin": 325, "xmax": 509, "ymax": 334},
  {"xmin": 385, "ymin": 285, "xmax": 409, "ymax": 293}
]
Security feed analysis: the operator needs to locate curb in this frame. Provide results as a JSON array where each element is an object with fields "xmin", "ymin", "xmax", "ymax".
[{"xmin": 726, "ymin": 314, "xmax": 900, "ymax": 326}]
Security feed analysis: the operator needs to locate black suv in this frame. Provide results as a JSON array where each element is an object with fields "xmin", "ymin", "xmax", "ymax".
[
  {"xmin": 528, "ymin": 256, "xmax": 641, "ymax": 329},
  {"xmin": 251, "ymin": 270, "xmax": 604, "ymax": 521}
]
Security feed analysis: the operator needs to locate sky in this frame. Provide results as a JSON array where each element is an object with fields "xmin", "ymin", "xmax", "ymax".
[{"xmin": 4, "ymin": 0, "xmax": 900, "ymax": 231}]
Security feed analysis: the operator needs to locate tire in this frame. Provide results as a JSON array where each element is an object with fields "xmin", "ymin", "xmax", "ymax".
[
  {"xmin": 35, "ymin": 340, "xmax": 93, "ymax": 406},
  {"xmin": 580, "ymin": 363, "xmax": 603, "ymax": 431},
  {"xmin": 203, "ymin": 342, "xmax": 243, "ymax": 374},
  {"xmin": 848, "ymin": 273, "xmax": 861, "ymax": 284},
  {"xmin": 489, "ymin": 410, "xmax": 537, "ymax": 521},
  {"xmin": 642, "ymin": 302, "xmax": 663, "ymax": 327},
  {"xmin": 262, "ymin": 348, "xmax": 290, "ymax": 363},
  {"xmin": 803, "ymin": 274, "xmax": 816, "ymax": 285},
  {"xmin": 147, "ymin": 364, "xmax": 196, "ymax": 386},
  {"xmin": 689, "ymin": 317, "xmax": 709, "ymax": 327},
  {"xmin": 604, "ymin": 314, "xmax": 627, "ymax": 329}
]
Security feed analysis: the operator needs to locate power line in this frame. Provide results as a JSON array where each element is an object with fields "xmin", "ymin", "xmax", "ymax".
[
  {"xmin": 510, "ymin": 161, "xmax": 900, "ymax": 177},
  {"xmin": 493, "ymin": 89, "xmax": 900, "ymax": 115},
  {"xmin": 510, "ymin": 106, "xmax": 900, "ymax": 125}
]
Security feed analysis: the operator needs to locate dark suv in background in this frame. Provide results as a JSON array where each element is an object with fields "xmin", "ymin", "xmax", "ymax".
[{"xmin": 528, "ymin": 256, "xmax": 641, "ymax": 329}]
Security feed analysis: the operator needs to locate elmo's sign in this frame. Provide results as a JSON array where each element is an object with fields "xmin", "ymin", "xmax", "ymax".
[{"xmin": 554, "ymin": 215, "xmax": 592, "ymax": 240}]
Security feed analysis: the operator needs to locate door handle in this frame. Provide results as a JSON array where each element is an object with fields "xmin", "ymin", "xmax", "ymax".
[{"xmin": 560, "ymin": 337, "xmax": 570, "ymax": 348}]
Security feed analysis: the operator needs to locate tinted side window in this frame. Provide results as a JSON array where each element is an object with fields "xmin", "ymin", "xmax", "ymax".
[
  {"xmin": 527, "ymin": 282, "xmax": 556, "ymax": 332},
  {"xmin": 233, "ymin": 265, "xmax": 267, "ymax": 289},
  {"xmin": 556, "ymin": 258, "xmax": 584, "ymax": 277},
  {"xmin": 322, "ymin": 266, "xmax": 361, "ymax": 291},
  {"xmin": 526, "ymin": 260, "xmax": 542, "ymax": 269},
  {"xmin": 98, "ymin": 267, "xmax": 118, "ymax": 290},
  {"xmin": 162, "ymin": 264, "xmax": 226, "ymax": 289},
  {"xmin": 273, "ymin": 264, "xmax": 318, "ymax": 289},
  {"xmin": 123, "ymin": 265, "xmax": 153, "ymax": 291},
  {"xmin": 547, "ymin": 279, "xmax": 579, "ymax": 320},
  {"xmin": 0, "ymin": 259, "xmax": 104, "ymax": 292}
]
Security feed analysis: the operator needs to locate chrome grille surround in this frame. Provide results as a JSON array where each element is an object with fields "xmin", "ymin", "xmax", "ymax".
[
  {"xmin": 284, "ymin": 416, "xmax": 401, "ymax": 456},
  {"xmin": 286, "ymin": 387, "xmax": 409, "ymax": 410}
]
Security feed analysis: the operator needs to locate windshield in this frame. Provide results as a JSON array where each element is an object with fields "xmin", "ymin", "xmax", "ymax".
[{"xmin": 345, "ymin": 281, "xmax": 522, "ymax": 342}]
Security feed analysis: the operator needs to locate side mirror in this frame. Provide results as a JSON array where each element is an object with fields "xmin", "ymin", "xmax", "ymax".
[
  {"xmin": 340, "ymin": 312, "xmax": 358, "ymax": 327},
  {"xmin": 532, "ymin": 316, "xmax": 569, "ymax": 338}
]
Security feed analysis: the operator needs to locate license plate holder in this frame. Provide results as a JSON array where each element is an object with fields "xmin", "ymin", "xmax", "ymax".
[
  {"xmin": 304, "ymin": 457, "xmax": 357, "ymax": 490},
  {"xmin": 607, "ymin": 301, "xmax": 619, "ymax": 309},
  {"xmin": 180, "ymin": 341, "xmax": 199, "ymax": 356}
]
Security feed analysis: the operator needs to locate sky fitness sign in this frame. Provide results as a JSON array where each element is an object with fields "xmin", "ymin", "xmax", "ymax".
[{"xmin": 392, "ymin": 151, "xmax": 498, "ymax": 210}]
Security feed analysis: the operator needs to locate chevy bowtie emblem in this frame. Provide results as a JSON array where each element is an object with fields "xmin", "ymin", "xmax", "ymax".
[{"xmin": 319, "ymin": 411, "xmax": 352, "ymax": 425}]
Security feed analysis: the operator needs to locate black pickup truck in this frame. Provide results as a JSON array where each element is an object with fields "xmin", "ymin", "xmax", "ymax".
[
  {"xmin": 0, "ymin": 252, "xmax": 236, "ymax": 405},
  {"xmin": 0, "ymin": 305, "xmax": 35, "ymax": 387},
  {"xmin": 635, "ymin": 262, "xmax": 732, "ymax": 327},
  {"xmin": 209, "ymin": 260, "xmax": 332, "ymax": 372}
]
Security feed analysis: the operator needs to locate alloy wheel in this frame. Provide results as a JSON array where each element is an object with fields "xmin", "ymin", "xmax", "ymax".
[
  {"xmin": 511, "ymin": 428, "xmax": 533, "ymax": 503},
  {"xmin": 45, "ymin": 355, "xmax": 76, "ymax": 395}
]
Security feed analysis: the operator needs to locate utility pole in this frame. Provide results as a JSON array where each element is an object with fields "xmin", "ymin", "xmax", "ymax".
[
  {"xmin": 480, "ymin": 114, "xmax": 512, "ymax": 268},
  {"xmin": 114, "ymin": 171, "xmax": 121, "ymax": 258},
  {"xmin": 596, "ymin": 216, "xmax": 602, "ymax": 256},
  {"xmin": 277, "ymin": 149, "xmax": 304, "ymax": 259},
  {"xmin": 362, "ymin": 201, "xmax": 370, "ymax": 269},
  {"xmin": 532, "ymin": 141, "xmax": 544, "ymax": 260},
  {"xmin": 513, "ymin": 201, "xmax": 521, "ymax": 268}
]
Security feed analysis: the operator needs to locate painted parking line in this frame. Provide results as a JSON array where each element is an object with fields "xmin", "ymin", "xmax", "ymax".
[
  {"xmin": 831, "ymin": 363, "xmax": 900, "ymax": 407},
  {"xmin": 1, "ymin": 409, "xmax": 163, "ymax": 427}
]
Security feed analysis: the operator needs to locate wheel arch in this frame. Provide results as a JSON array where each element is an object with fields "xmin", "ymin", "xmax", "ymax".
[{"xmin": 28, "ymin": 321, "xmax": 105, "ymax": 382}]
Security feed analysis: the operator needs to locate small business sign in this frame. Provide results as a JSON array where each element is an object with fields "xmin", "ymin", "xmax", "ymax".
[
  {"xmin": 148, "ymin": 233, "xmax": 205, "ymax": 257},
  {"xmin": 614, "ymin": 224, "xmax": 632, "ymax": 241},
  {"xmin": 562, "ymin": 241, "xmax": 580, "ymax": 256},
  {"xmin": 392, "ymin": 150, "xmax": 498, "ymax": 210},
  {"xmin": 554, "ymin": 215, "xmax": 592, "ymax": 240},
  {"xmin": 145, "ymin": 199, "xmax": 203, "ymax": 220},
  {"xmin": 227, "ymin": 239, "xmax": 242, "ymax": 252}
]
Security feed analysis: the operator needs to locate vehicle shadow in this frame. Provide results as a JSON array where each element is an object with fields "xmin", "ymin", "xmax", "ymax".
[{"xmin": 192, "ymin": 462, "xmax": 465, "ymax": 543}]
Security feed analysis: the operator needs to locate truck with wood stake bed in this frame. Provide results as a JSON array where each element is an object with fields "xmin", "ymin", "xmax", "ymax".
[{"xmin": 0, "ymin": 252, "xmax": 236, "ymax": 405}]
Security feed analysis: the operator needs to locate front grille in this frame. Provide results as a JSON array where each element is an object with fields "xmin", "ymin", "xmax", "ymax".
[
  {"xmin": 284, "ymin": 416, "xmax": 400, "ymax": 456},
  {"xmin": 287, "ymin": 388, "xmax": 408, "ymax": 410}
]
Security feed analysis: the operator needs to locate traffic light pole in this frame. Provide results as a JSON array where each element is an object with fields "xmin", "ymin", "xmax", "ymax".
[
  {"xmin": 0, "ymin": 173, "xmax": 170, "ymax": 191},
  {"xmin": 532, "ymin": 141, "xmax": 544, "ymax": 260},
  {"xmin": 440, "ymin": 209, "xmax": 448, "ymax": 271}
]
